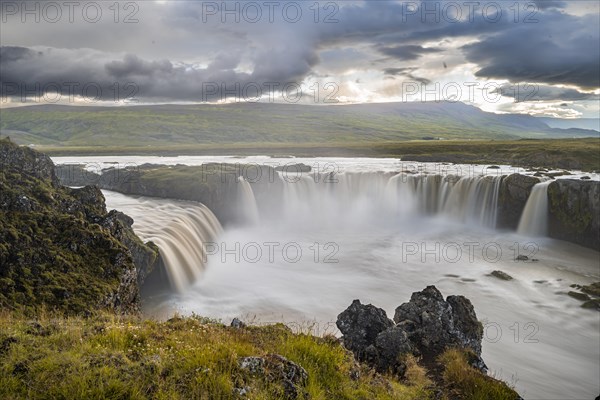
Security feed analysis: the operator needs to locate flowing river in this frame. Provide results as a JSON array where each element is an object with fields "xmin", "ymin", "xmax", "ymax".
[{"xmin": 56, "ymin": 156, "xmax": 600, "ymax": 400}]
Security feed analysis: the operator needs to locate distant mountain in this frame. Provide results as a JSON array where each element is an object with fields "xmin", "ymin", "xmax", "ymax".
[
  {"xmin": 537, "ymin": 117, "xmax": 600, "ymax": 132},
  {"xmin": 1, "ymin": 102, "xmax": 597, "ymax": 148}
]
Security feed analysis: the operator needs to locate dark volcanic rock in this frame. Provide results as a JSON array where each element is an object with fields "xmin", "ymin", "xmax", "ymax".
[
  {"xmin": 372, "ymin": 326, "xmax": 412, "ymax": 375},
  {"xmin": 394, "ymin": 286, "xmax": 483, "ymax": 363},
  {"xmin": 547, "ymin": 179, "xmax": 600, "ymax": 250},
  {"xmin": 336, "ymin": 299, "xmax": 394, "ymax": 362},
  {"xmin": 337, "ymin": 286, "xmax": 485, "ymax": 377},
  {"xmin": 497, "ymin": 174, "xmax": 540, "ymax": 229}
]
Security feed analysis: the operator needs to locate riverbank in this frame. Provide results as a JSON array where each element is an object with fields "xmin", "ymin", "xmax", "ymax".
[{"xmin": 25, "ymin": 138, "xmax": 600, "ymax": 172}]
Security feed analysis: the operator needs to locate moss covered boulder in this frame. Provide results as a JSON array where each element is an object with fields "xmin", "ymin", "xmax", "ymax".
[{"xmin": 0, "ymin": 138, "xmax": 159, "ymax": 314}]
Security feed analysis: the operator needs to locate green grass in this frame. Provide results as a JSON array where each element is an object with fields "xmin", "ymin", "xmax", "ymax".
[
  {"xmin": 438, "ymin": 349, "xmax": 520, "ymax": 400},
  {"xmin": 0, "ymin": 312, "xmax": 432, "ymax": 400}
]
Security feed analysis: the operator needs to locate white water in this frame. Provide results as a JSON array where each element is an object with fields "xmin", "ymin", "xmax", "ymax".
[
  {"xmin": 265, "ymin": 172, "xmax": 503, "ymax": 230},
  {"xmin": 91, "ymin": 160, "xmax": 600, "ymax": 400},
  {"xmin": 102, "ymin": 191, "xmax": 222, "ymax": 292},
  {"xmin": 238, "ymin": 177, "xmax": 260, "ymax": 225},
  {"xmin": 518, "ymin": 181, "xmax": 552, "ymax": 237}
]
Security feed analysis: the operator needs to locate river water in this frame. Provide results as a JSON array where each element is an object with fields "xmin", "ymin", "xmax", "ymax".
[{"xmin": 56, "ymin": 156, "xmax": 600, "ymax": 399}]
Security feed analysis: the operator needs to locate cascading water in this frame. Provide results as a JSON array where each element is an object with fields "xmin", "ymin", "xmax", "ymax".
[
  {"xmin": 271, "ymin": 172, "xmax": 504, "ymax": 229},
  {"xmin": 238, "ymin": 177, "xmax": 260, "ymax": 225},
  {"xmin": 102, "ymin": 190, "xmax": 223, "ymax": 292},
  {"xmin": 517, "ymin": 180, "xmax": 552, "ymax": 237}
]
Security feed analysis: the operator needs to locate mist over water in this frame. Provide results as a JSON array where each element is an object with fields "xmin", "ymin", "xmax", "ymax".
[{"xmin": 100, "ymin": 165, "xmax": 600, "ymax": 400}]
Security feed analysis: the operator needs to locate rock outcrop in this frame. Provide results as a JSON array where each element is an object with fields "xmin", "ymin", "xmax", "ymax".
[
  {"xmin": 548, "ymin": 179, "xmax": 600, "ymax": 250},
  {"xmin": 0, "ymin": 139, "xmax": 159, "ymax": 314},
  {"xmin": 56, "ymin": 163, "xmax": 283, "ymax": 226},
  {"xmin": 238, "ymin": 354, "xmax": 308, "ymax": 399},
  {"xmin": 337, "ymin": 286, "xmax": 484, "ymax": 376},
  {"xmin": 497, "ymin": 174, "xmax": 540, "ymax": 229}
]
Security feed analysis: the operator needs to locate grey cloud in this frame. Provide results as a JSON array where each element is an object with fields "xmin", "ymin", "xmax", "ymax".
[
  {"xmin": 462, "ymin": 12, "xmax": 599, "ymax": 89},
  {"xmin": 383, "ymin": 67, "xmax": 431, "ymax": 85},
  {"xmin": 493, "ymin": 83, "xmax": 600, "ymax": 102},
  {"xmin": 378, "ymin": 45, "xmax": 440, "ymax": 61},
  {"xmin": 1, "ymin": 1, "xmax": 598, "ymax": 104}
]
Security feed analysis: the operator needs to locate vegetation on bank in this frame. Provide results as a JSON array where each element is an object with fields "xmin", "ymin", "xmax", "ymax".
[
  {"xmin": 0, "ymin": 312, "xmax": 520, "ymax": 400},
  {"xmin": 27, "ymin": 138, "xmax": 600, "ymax": 172},
  {"xmin": 0, "ymin": 138, "xmax": 158, "ymax": 315}
]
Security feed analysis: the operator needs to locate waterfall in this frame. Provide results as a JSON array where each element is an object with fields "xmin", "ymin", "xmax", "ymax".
[
  {"xmin": 268, "ymin": 171, "xmax": 503, "ymax": 229},
  {"xmin": 238, "ymin": 177, "xmax": 260, "ymax": 225},
  {"xmin": 102, "ymin": 191, "xmax": 223, "ymax": 292},
  {"xmin": 517, "ymin": 180, "xmax": 552, "ymax": 237}
]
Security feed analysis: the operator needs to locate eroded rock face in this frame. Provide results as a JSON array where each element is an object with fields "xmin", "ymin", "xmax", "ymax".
[
  {"xmin": 497, "ymin": 174, "xmax": 540, "ymax": 229},
  {"xmin": 336, "ymin": 299, "xmax": 394, "ymax": 362},
  {"xmin": 56, "ymin": 163, "xmax": 283, "ymax": 226},
  {"xmin": 337, "ymin": 286, "xmax": 484, "ymax": 377},
  {"xmin": 548, "ymin": 179, "xmax": 600, "ymax": 250}
]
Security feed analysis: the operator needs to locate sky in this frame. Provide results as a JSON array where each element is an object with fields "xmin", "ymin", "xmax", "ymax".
[{"xmin": 1, "ymin": 0, "xmax": 599, "ymax": 118}]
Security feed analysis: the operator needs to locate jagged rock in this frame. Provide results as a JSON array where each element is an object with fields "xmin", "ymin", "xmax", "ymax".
[
  {"xmin": 548, "ymin": 179, "xmax": 600, "ymax": 250},
  {"xmin": 101, "ymin": 210, "xmax": 159, "ymax": 287},
  {"xmin": 0, "ymin": 139, "xmax": 58, "ymax": 185},
  {"xmin": 394, "ymin": 286, "xmax": 483, "ymax": 364},
  {"xmin": 338, "ymin": 286, "xmax": 485, "ymax": 378},
  {"xmin": 373, "ymin": 326, "xmax": 412, "ymax": 375},
  {"xmin": 239, "ymin": 354, "xmax": 308, "ymax": 399},
  {"xmin": 336, "ymin": 299, "xmax": 394, "ymax": 362},
  {"xmin": 490, "ymin": 270, "xmax": 513, "ymax": 281}
]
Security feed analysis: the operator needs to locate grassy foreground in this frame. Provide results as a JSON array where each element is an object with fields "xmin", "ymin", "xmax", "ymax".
[{"xmin": 0, "ymin": 312, "xmax": 518, "ymax": 400}]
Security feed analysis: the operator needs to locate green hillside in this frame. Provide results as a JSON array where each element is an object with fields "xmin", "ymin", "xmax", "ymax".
[{"xmin": 1, "ymin": 102, "xmax": 596, "ymax": 148}]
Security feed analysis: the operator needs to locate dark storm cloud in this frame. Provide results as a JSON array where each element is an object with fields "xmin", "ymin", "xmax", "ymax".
[
  {"xmin": 0, "ymin": 47, "xmax": 263, "ymax": 102},
  {"xmin": 0, "ymin": 46, "xmax": 36, "ymax": 62},
  {"xmin": 493, "ymin": 84, "xmax": 599, "ymax": 102},
  {"xmin": 383, "ymin": 67, "xmax": 431, "ymax": 85},
  {"xmin": 1, "ymin": 1, "xmax": 598, "ymax": 103},
  {"xmin": 378, "ymin": 45, "xmax": 440, "ymax": 61},
  {"xmin": 462, "ymin": 12, "xmax": 600, "ymax": 89}
]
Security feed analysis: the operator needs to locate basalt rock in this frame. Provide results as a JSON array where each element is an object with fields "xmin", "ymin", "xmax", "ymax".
[
  {"xmin": 394, "ymin": 286, "xmax": 483, "ymax": 363},
  {"xmin": 497, "ymin": 174, "xmax": 540, "ymax": 229},
  {"xmin": 337, "ymin": 286, "xmax": 485, "ymax": 377},
  {"xmin": 547, "ymin": 179, "xmax": 600, "ymax": 250},
  {"xmin": 336, "ymin": 299, "xmax": 394, "ymax": 363}
]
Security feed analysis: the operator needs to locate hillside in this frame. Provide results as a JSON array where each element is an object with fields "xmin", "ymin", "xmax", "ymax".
[{"xmin": 1, "ymin": 103, "xmax": 597, "ymax": 149}]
